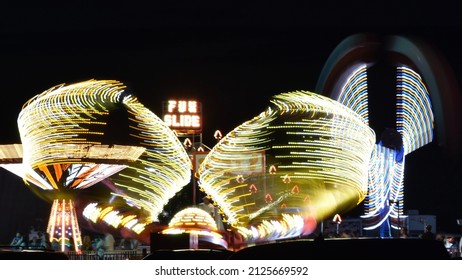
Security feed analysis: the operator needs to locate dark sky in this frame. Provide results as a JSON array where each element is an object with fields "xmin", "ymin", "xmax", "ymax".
[{"xmin": 1, "ymin": 2, "xmax": 462, "ymax": 243}]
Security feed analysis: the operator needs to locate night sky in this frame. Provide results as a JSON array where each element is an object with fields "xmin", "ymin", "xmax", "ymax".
[{"xmin": 1, "ymin": 2, "xmax": 462, "ymax": 244}]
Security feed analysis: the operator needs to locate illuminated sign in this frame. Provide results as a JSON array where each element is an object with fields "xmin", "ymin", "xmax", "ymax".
[
  {"xmin": 163, "ymin": 100, "xmax": 202, "ymax": 132},
  {"xmin": 228, "ymin": 151, "xmax": 265, "ymax": 175}
]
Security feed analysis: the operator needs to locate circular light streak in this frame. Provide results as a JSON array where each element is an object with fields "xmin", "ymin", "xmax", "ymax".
[{"xmin": 197, "ymin": 90, "xmax": 375, "ymax": 242}]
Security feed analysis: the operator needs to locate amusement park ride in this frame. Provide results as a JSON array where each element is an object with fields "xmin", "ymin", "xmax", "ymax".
[
  {"xmin": 0, "ymin": 80, "xmax": 192, "ymax": 252},
  {"xmin": 1, "ymin": 33, "xmax": 461, "ymax": 253}
]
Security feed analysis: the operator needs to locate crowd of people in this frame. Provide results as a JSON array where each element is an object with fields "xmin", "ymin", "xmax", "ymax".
[
  {"xmin": 77, "ymin": 232, "xmax": 141, "ymax": 259},
  {"xmin": 9, "ymin": 219, "xmax": 461, "ymax": 259},
  {"xmin": 9, "ymin": 225, "xmax": 140, "ymax": 259},
  {"xmin": 9, "ymin": 226, "xmax": 51, "ymax": 250},
  {"xmin": 402, "ymin": 224, "xmax": 460, "ymax": 258}
]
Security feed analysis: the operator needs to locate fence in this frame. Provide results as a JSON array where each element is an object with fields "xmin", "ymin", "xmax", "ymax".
[{"xmin": 66, "ymin": 249, "xmax": 143, "ymax": 260}]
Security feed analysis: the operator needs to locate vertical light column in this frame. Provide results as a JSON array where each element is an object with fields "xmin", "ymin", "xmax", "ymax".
[{"xmin": 47, "ymin": 199, "xmax": 82, "ymax": 252}]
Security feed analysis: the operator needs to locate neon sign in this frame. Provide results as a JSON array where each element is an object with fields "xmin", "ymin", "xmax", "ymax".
[{"xmin": 162, "ymin": 100, "xmax": 202, "ymax": 132}]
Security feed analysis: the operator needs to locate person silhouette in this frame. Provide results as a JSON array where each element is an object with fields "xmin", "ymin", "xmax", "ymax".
[
  {"xmin": 420, "ymin": 224, "xmax": 436, "ymax": 240},
  {"xmin": 10, "ymin": 232, "xmax": 24, "ymax": 250},
  {"xmin": 198, "ymin": 196, "xmax": 225, "ymax": 231}
]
